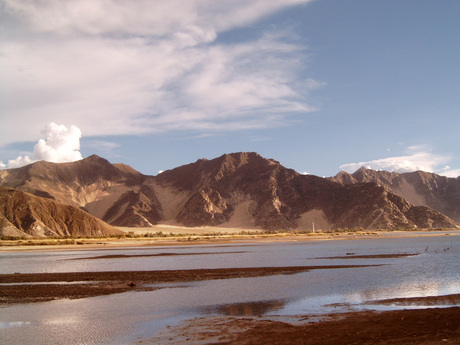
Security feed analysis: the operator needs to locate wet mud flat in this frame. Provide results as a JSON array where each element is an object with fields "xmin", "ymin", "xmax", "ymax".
[
  {"xmin": 0, "ymin": 264, "xmax": 376, "ymax": 304},
  {"xmin": 149, "ymin": 306, "xmax": 460, "ymax": 345}
]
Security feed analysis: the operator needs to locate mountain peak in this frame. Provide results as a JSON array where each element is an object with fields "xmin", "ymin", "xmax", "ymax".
[
  {"xmin": 1, "ymin": 152, "xmax": 459, "ymax": 233},
  {"xmin": 82, "ymin": 154, "xmax": 108, "ymax": 163}
]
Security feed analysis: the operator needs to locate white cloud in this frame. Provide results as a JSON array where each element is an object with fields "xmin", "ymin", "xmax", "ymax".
[
  {"xmin": 340, "ymin": 146, "xmax": 459, "ymax": 177},
  {"xmin": 33, "ymin": 122, "xmax": 83, "ymax": 163},
  {"xmin": 0, "ymin": 0, "xmax": 317, "ymax": 147},
  {"xmin": 4, "ymin": 122, "xmax": 83, "ymax": 169},
  {"xmin": 3, "ymin": 0, "xmax": 309, "ymax": 37},
  {"xmin": 7, "ymin": 155, "xmax": 34, "ymax": 169},
  {"xmin": 441, "ymin": 168, "xmax": 460, "ymax": 178}
]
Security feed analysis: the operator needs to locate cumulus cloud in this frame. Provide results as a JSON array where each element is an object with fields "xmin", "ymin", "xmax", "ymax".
[
  {"xmin": 33, "ymin": 122, "xmax": 83, "ymax": 162},
  {"xmin": 340, "ymin": 146, "xmax": 459, "ymax": 177},
  {"xmin": 0, "ymin": 0, "xmax": 317, "ymax": 147},
  {"xmin": 6, "ymin": 155, "xmax": 34, "ymax": 169},
  {"xmin": 2, "ymin": 122, "xmax": 83, "ymax": 169}
]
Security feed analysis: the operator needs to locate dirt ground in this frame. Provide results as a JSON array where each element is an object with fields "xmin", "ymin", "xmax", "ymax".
[{"xmin": 146, "ymin": 307, "xmax": 460, "ymax": 344}]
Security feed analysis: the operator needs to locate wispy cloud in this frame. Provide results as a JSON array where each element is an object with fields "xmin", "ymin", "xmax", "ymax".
[
  {"xmin": 340, "ymin": 145, "xmax": 459, "ymax": 177},
  {"xmin": 84, "ymin": 140, "xmax": 121, "ymax": 157},
  {"xmin": 0, "ymin": 0, "xmax": 317, "ymax": 147}
]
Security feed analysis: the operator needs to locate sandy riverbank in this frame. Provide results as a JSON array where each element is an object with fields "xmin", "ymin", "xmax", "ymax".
[{"xmin": 1, "ymin": 228, "xmax": 459, "ymax": 252}]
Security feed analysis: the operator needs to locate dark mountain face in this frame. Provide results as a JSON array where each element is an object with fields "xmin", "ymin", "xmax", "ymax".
[
  {"xmin": 1, "ymin": 153, "xmax": 458, "ymax": 235},
  {"xmin": 331, "ymin": 167, "xmax": 460, "ymax": 223}
]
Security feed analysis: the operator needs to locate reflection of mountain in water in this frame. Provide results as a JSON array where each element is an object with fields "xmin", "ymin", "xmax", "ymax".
[{"xmin": 204, "ymin": 300, "xmax": 286, "ymax": 316}]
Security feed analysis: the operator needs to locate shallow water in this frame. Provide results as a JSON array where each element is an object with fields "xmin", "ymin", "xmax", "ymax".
[{"xmin": 1, "ymin": 235, "xmax": 459, "ymax": 344}]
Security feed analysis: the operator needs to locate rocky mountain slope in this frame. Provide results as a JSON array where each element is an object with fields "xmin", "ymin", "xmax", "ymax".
[
  {"xmin": 0, "ymin": 152, "xmax": 458, "ymax": 234},
  {"xmin": 154, "ymin": 153, "xmax": 457, "ymax": 230},
  {"xmin": 0, "ymin": 154, "xmax": 159, "ymax": 227},
  {"xmin": 331, "ymin": 167, "xmax": 460, "ymax": 223},
  {"xmin": 0, "ymin": 186, "xmax": 122, "ymax": 237}
]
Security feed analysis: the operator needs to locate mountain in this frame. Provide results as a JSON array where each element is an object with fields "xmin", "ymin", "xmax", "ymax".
[
  {"xmin": 1, "ymin": 152, "xmax": 458, "ymax": 233},
  {"xmin": 154, "ymin": 153, "xmax": 457, "ymax": 230},
  {"xmin": 330, "ymin": 167, "xmax": 460, "ymax": 223},
  {"xmin": 0, "ymin": 186, "xmax": 122, "ymax": 237},
  {"xmin": 0, "ymin": 154, "xmax": 160, "ymax": 227}
]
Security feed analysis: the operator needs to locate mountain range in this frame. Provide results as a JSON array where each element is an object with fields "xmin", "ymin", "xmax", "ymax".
[{"xmin": 0, "ymin": 152, "xmax": 458, "ymax": 237}]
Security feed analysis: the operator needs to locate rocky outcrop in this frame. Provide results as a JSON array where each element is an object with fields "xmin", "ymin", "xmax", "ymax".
[
  {"xmin": 0, "ymin": 187, "xmax": 122, "ymax": 237},
  {"xmin": 102, "ymin": 185, "xmax": 162, "ymax": 227}
]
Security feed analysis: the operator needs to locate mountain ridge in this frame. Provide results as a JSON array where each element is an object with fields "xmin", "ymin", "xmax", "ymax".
[
  {"xmin": 0, "ymin": 153, "xmax": 458, "ymax": 236},
  {"xmin": 330, "ymin": 167, "xmax": 460, "ymax": 222}
]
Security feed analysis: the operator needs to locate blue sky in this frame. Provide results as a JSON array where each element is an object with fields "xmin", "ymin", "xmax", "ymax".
[{"xmin": 1, "ymin": 0, "xmax": 459, "ymax": 177}]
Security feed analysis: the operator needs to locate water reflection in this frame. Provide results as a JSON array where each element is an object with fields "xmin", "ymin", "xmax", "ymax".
[
  {"xmin": 1, "ymin": 235, "xmax": 459, "ymax": 344},
  {"xmin": 346, "ymin": 280, "xmax": 460, "ymax": 302},
  {"xmin": 274, "ymin": 280, "xmax": 460, "ymax": 316}
]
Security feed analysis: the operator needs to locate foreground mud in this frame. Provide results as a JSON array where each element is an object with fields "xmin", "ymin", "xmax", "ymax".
[
  {"xmin": 148, "ymin": 307, "xmax": 460, "ymax": 344},
  {"xmin": 0, "ymin": 265, "xmax": 375, "ymax": 304}
]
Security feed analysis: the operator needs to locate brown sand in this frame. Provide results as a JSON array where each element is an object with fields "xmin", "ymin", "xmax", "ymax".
[{"xmin": 1, "ymin": 229, "xmax": 459, "ymax": 252}]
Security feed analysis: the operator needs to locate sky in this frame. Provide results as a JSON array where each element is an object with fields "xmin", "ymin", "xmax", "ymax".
[{"xmin": 1, "ymin": 0, "xmax": 459, "ymax": 178}]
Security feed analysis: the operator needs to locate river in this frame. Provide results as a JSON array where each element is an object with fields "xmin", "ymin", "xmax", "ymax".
[{"xmin": 1, "ymin": 233, "xmax": 459, "ymax": 344}]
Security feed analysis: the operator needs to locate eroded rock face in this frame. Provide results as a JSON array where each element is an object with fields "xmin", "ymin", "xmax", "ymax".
[
  {"xmin": 176, "ymin": 189, "xmax": 233, "ymax": 227},
  {"xmin": 102, "ymin": 185, "xmax": 163, "ymax": 227},
  {"xmin": 1, "ymin": 152, "xmax": 458, "ymax": 233}
]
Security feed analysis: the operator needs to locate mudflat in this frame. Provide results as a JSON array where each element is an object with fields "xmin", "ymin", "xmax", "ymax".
[
  {"xmin": 0, "ymin": 265, "xmax": 377, "ymax": 304},
  {"xmin": 150, "ymin": 306, "xmax": 460, "ymax": 345}
]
